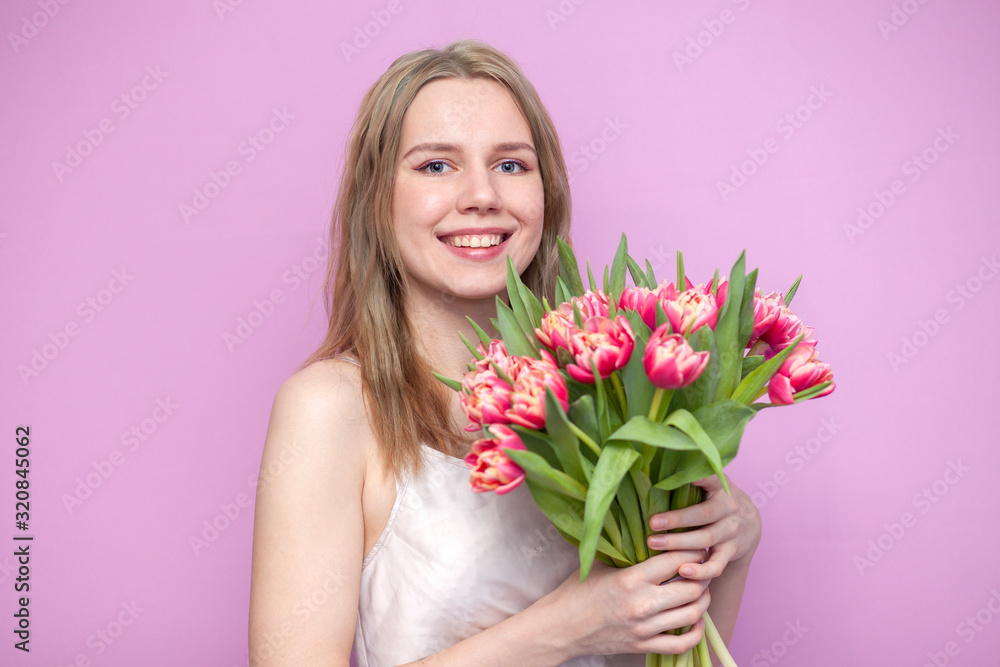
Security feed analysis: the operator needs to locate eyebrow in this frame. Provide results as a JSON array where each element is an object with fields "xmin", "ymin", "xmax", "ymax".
[{"xmin": 400, "ymin": 141, "xmax": 537, "ymax": 161}]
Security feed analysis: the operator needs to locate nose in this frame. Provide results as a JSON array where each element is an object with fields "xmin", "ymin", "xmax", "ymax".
[{"xmin": 457, "ymin": 165, "xmax": 502, "ymax": 215}]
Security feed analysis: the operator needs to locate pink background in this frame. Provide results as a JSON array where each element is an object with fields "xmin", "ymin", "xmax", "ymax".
[{"xmin": 3, "ymin": 1, "xmax": 999, "ymax": 665}]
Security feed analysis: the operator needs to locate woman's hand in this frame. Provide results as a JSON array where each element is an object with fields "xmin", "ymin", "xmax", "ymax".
[
  {"xmin": 533, "ymin": 549, "xmax": 713, "ymax": 660},
  {"xmin": 646, "ymin": 474, "xmax": 762, "ymax": 582}
]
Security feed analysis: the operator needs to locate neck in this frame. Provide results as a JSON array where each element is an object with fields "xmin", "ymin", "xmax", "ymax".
[{"xmin": 404, "ymin": 283, "xmax": 504, "ymax": 385}]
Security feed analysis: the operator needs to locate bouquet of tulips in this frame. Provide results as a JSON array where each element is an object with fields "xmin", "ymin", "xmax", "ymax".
[{"xmin": 434, "ymin": 235, "xmax": 835, "ymax": 667}]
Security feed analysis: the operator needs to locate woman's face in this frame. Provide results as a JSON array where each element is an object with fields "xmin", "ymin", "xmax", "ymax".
[{"xmin": 391, "ymin": 77, "xmax": 545, "ymax": 306}]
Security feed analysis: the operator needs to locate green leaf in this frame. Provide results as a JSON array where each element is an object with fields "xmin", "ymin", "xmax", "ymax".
[
  {"xmin": 572, "ymin": 300, "xmax": 585, "ymax": 328},
  {"xmin": 617, "ymin": 506, "xmax": 637, "ymax": 562},
  {"xmin": 555, "ymin": 276, "xmax": 570, "ymax": 306},
  {"xmin": 609, "ymin": 233, "xmax": 628, "ymax": 299},
  {"xmin": 459, "ymin": 331, "xmax": 485, "ymax": 361},
  {"xmin": 730, "ymin": 333, "xmax": 805, "ymax": 405},
  {"xmin": 671, "ymin": 325, "xmax": 719, "ymax": 414},
  {"xmin": 544, "ymin": 387, "xmax": 587, "ymax": 484},
  {"xmin": 741, "ymin": 354, "xmax": 765, "ymax": 379},
  {"xmin": 517, "ymin": 278, "xmax": 545, "ymax": 327},
  {"xmin": 590, "ymin": 357, "xmax": 612, "ymax": 441},
  {"xmin": 510, "ymin": 425, "xmax": 561, "ymax": 469},
  {"xmin": 628, "ymin": 465, "xmax": 652, "ymax": 539},
  {"xmin": 663, "ymin": 409, "xmax": 727, "ymax": 492},
  {"xmin": 580, "ymin": 442, "xmax": 641, "ymax": 580},
  {"xmin": 645, "ymin": 259, "xmax": 657, "ymax": 287},
  {"xmin": 602, "ymin": 263, "xmax": 610, "ymax": 295},
  {"xmin": 617, "ymin": 466, "xmax": 646, "ymax": 560},
  {"xmin": 557, "ymin": 237, "xmax": 586, "ymax": 298},
  {"xmin": 466, "ymin": 316, "xmax": 493, "ymax": 348},
  {"xmin": 676, "ymin": 250, "xmax": 685, "ymax": 289},
  {"xmin": 608, "ymin": 416, "xmax": 699, "ymax": 451},
  {"xmin": 587, "ymin": 259, "xmax": 598, "ymax": 292},
  {"xmin": 712, "ymin": 251, "xmax": 746, "ymax": 401},
  {"xmin": 432, "ymin": 372, "xmax": 463, "ymax": 392},
  {"xmin": 568, "ymin": 395, "xmax": 601, "ymax": 450},
  {"xmin": 792, "ymin": 381, "xmax": 834, "ymax": 402},
  {"xmin": 626, "ymin": 255, "xmax": 650, "ymax": 289},
  {"xmin": 653, "ymin": 401, "xmax": 754, "ymax": 491},
  {"xmin": 784, "ymin": 274, "xmax": 803, "ymax": 308},
  {"xmin": 505, "ymin": 448, "xmax": 588, "ymax": 501},
  {"xmin": 494, "ymin": 297, "xmax": 538, "ymax": 358},
  {"xmin": 506, "ymin": 255, "xmax": 535, "ymax": 336},
  {"xmin": 522, "ymin": 477, "xmax": 630, "ymax": 566},
  {"xmin": 620, "ymin": 330, "xmax": 655, "ymax": 420},
  {"xmin": 737, "ymin": 268, "xmax": 759, "ymax": 351}
]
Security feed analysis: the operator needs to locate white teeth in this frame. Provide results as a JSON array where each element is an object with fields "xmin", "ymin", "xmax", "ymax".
[{"xmin": 443, "ymin": 234, "xmax": 505, "ymax": 248}]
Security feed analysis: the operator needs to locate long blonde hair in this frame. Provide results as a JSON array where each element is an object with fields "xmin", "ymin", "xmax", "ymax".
[{"xmin": 303, "ymin": 39, "xmax": 572, "ymax": 480}]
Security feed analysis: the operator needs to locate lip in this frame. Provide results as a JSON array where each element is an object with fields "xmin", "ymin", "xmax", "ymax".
[{"xmin": 438, "ymin": 228, "xmax": 512, "ymax": 260}]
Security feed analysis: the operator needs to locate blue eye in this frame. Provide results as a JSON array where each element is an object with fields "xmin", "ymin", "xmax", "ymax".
[
  {"xmin": 497, "ymin": 160, "xmax": 529, "ymax": 174},
  {"xmin": 417, "ymin": 160, "xmax": 451, "ymax": 174}
]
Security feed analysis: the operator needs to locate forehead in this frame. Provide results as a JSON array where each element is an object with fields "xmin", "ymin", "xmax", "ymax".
[{"xmin": 399, "ymin": 77, "xmax": 533, "ymax": 146}]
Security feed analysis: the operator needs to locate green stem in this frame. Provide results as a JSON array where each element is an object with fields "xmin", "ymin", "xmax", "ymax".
[
  {"xmin": 696, "ymin": 634, "xmax": 712, "ymax": 667},
  {"xmin": 648, "ymin": 387, "xmax": 665, "ymax": 421},
  {"xmin": 703, "ymin": 612, "xmax": 738, "ymax": 667},
  {"xmin": 567, "ymin": 422, "xmax": 601, "ymax": 457},
  {"xmin": 610, "ymin": 371, "xmax": 628, "ymax": 416}
]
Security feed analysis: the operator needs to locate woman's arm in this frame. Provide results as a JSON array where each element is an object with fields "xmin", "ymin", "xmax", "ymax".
[{"xmin": 248, "ymin": 361, "xmax": 368, "ymax": 667}]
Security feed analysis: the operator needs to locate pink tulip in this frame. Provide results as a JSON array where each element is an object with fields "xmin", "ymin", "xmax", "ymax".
[
  {"xmin": 643, "ymin": 325, "xmax": 710, "ymax": 390},
  {"xmin": 660, "ymin": 288, "xmax": 721, "ymax": 335},
  {"xmin": 748, "ymin": 303, "xmax": 815, "ymax": 360},
  {"xmin": 463, "ymin": 424, "xmax": 528, "ymax": 494},
  {"xmin": 618, "ymin": 286, "xmax": 659, "ymax": 329},
  {"xmin": 747, "ymin": 290, "xmax": 784, "ymax": 347},
  {"xmin": 535, "ymin": 308, "xmax": 576, "ymax": 352},
  {"xmin": 767, "ymin": 340, "xmax": 836, "ymax": 405},
  {"xmin": 656, "ymin": 277, "xmax": 728, "ymax": 310},
  {"xmin": 460, "ymin": 367, "xmax": 513, "ymax": 432},
  {"xmin": 473, "ymin": 339, "xmax": 512, "ymax": 376},
  {"xmin": 506, "ymin": 350, "xmax": 569, "ymax": 429},
  {"xmin": 534, "ymin": 290, "xmax": 611, "ymax": 352},
  {"xmin": 565, "ymin": 315, "xmax": 635, "ymax": 383}
]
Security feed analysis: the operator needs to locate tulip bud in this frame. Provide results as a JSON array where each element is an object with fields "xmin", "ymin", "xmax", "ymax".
[{"xmin": 643, "ymin": 325, "xmax": 710, "ymax": 390}]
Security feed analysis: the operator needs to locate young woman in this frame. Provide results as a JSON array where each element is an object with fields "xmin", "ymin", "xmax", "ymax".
[{"xmin": 248, "ymin": 39, "xmax": 762, "ymax": 667}]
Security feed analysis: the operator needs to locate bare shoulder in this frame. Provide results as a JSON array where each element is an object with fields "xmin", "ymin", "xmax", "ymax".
[{"xmin": 249, "ymin": 357, "xmax": 369, "ymax": 665}]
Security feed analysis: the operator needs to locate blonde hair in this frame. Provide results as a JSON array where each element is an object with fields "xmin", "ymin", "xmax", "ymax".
[{"xmin": 303, "ymin": 39, "xmax": 572, "ymax": 480}]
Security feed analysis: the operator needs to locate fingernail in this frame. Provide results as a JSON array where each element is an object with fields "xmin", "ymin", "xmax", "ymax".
[
  {"xmin": 650, "ymin": 517, "xmax": 667, "ymax": 531},
  {"xmin": 648, "ymin": 535, "xmax": 666, "ymax": 548}
]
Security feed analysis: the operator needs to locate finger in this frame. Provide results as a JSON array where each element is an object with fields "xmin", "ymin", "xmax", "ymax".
[
  {"xmin": 634, "ymin": 549, "xmax": 705, "ymax": 585},
  {"xmin": 691, "ymin": 474, "xmax": 725, "ymax": 494},
  {"xmin": 647, "ymin": 520, "xmax": 727, "ymax": 552},
  {"xmin": 649, "ymin": 493, "xmax": 738, "ymax": 532},
  {"xmin": 638, "ymin": 589, "xmax": 712, "ymax": 652},
  {"xmin": 678, "ymin": 542, "xmax": 737, "ymax": 580}
]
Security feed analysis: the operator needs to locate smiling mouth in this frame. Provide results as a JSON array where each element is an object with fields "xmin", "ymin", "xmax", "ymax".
[{"xmin": 439, "ymin": 232, "xmax": 510, "ymax": 248}]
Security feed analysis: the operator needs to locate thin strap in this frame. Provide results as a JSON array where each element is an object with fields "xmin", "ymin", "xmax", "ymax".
[{"xmin": 333, "ymin": 355, "xmax": 360, "ymax": 367}]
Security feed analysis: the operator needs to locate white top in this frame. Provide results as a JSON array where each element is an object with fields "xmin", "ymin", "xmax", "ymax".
[{"xmin": 336, "ymin": 356, "xmax": 644, "ymax": 667}]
